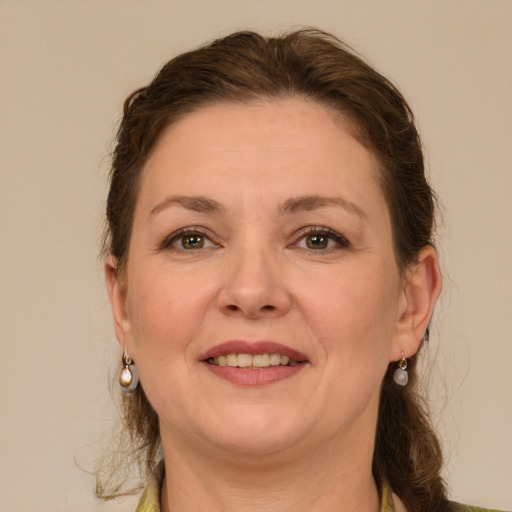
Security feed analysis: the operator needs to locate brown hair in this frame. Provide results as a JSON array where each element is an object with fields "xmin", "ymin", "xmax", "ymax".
[{"xmin": 100, "ymin": 29, "xmax": 449, "ymax": 511}]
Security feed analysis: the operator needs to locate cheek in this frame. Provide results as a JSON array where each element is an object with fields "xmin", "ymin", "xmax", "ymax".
[
  {"xmin": 124, "ymin": 272, "xmax": 206, "ymax": 413},
  {"xmin": 126, "ymin": 267, "xmax": 211, "ymax": 359},
  {"xmin": 298, "ymin": 262, "xmax": 400, "ymax": 361}
]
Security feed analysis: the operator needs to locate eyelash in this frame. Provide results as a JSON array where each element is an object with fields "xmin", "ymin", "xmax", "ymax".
[
  {"xmin": 159, "ymin": 225, "xmax": 351, "ymax": 253},
  {"xmin": 159, "ymin": 226, "xmax": 217, "ymax": 251},
  {"xmin": 292, "ymin": 226, "xmax": 351, "ymax": 252}
]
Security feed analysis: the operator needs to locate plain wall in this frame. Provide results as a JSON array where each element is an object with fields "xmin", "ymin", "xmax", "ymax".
[{"xmin": 1, "ymin": 1, "xmax": 511, "ymax": 510}]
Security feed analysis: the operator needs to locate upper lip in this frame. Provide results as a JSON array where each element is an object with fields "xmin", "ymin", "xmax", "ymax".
[{"xmin": 201, "ymin": 341, "xmax": 308, "ymax": 362}]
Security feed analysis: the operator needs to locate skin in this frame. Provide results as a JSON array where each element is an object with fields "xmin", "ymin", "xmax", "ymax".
[{"xmin": 106, "ymin": 98, "xmax": 441, "ymax": 511}]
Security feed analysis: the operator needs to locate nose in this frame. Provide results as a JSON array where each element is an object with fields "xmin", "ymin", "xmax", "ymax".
[{"xmin": 217, "ymin": 246, "xmax": 291, "ymax": 319}]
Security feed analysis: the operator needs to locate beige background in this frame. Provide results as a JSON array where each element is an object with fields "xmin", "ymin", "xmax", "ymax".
[{"xmin": 1, "ymin": 1, "xmax": 511, "ymax": 510}]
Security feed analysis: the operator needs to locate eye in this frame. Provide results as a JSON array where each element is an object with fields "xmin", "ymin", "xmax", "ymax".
[
  {"xmin": 181, "ymin": 233, "xmax": 206, "ymax": 249},
  {"xmin": 294, "ymin": 227, "xmax": 350, "ymax": 252},
  {"xmin": 304, "ymin": 233, "xmax": 331, "ymax": 250},
  {"xmin": 161, "ymin": 227, "xmax": 218, "ymax": 251}
]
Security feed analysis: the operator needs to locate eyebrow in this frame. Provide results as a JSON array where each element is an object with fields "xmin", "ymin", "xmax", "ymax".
[
  {"xmin": 149, "ymin": 195, "xmax": 225, "ymax": 217},
  {"xmin": 149, "ymin": 194, "xmax": 366, "ymax": 220},
  {"xmin": 282, "ymin": 195, "xmax": 367, "ymax": 220}
]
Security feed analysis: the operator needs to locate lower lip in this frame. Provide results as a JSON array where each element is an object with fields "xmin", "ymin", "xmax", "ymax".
[{"xmin": 203, "ymin": 362, "xmax": 305, "ymax": 386}]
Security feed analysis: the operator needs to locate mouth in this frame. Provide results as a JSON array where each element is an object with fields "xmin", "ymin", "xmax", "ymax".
[
  {"xmin": 200, "ymin": 341, "xmax": 308, "ymax": 386},
  {"xmin": 206, "ymin": 352, "xmax": 301, "ymax": 369}
]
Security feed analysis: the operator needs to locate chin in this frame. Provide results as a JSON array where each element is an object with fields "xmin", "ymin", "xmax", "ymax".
[{"xmin": 201, "ymin": 407, "xmax": 309, "ymax": 457}]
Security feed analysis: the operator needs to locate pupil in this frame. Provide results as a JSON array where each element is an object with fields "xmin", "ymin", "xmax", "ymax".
[
  {"xmin": 182, "ymin": 235, "xmax": 204, "ymax": 249},
  {"xmin": 307, "ymin": 235, "xmax": 328, "ymax": 249}
]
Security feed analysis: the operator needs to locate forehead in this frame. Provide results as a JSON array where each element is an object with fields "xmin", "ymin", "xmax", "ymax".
[{"xmin": 137, "ymin": 98, "xmax": 388, "ymax": 221}]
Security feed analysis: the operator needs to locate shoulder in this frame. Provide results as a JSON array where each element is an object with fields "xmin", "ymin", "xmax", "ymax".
[{"xmin": 449, "ymin": 502, "xmax": 510, "ymax": 512}]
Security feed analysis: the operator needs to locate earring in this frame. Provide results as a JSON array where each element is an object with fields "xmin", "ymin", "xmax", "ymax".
[
  {"xmin": 393, "ymin": 351, "xmax": 408, "ymax": 386},
  {"xmin": 119, "ymin": 348, "xmax": 139, "ymax": 392}
]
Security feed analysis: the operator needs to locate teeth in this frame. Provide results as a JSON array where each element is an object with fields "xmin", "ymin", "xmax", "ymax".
[
  {"xmin": 237, "ymin": 354, "xmax": 253, "ymax": 368},
  {"xmin": 269, "ymin": 353, "xmax": 281, "ymax": 366},
  {"xmin": 210, "ymin": 352, "xmax": 300, "ymax": 368},
  {"xmin": 253, "ymin": 353, "xmax": 270, "ymax": 367},
  {"xmin": 226, "ymin": 354, "xmax": 238, "ymax": 367}
]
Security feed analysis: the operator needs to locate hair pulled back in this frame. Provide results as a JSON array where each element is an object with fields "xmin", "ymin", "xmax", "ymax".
[{"xmin": 101, "ymin": 29, "xmax": 447, "ymax": 512}]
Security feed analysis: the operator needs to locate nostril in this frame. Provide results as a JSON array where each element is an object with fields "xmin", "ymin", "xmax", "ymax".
[
  {"xmin": 225, "ymin": 304, "xmax": 274, "ymax": 312},
  {"xmin": 223, "ymin": 303, "xmax": 276, "ymax": 316}
]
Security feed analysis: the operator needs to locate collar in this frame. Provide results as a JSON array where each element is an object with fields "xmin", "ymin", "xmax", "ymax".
[
  {"xmin": 135, "ymin": 461, "xmax": 396, "ymax": 512},
  {"xmin": 134, "ymin": 461, "xmax": 165, "ymax": 512}
]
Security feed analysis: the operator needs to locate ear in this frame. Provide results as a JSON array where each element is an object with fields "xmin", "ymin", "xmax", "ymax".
[
  {"xmin": 105, "ymin": 255, "xmax": 134, "ymax": 355},
  {"xmin": 391, "ymin": 245, "xmax": 442, "ymax": 361}
]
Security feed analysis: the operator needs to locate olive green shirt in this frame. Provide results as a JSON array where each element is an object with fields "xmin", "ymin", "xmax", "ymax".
[{"xmin": 135, "ymin": 462, "xmax": 507, "ymax": 512}]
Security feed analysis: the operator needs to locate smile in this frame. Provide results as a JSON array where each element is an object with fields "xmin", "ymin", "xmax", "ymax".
[
  {"xmin": 207, "ymin": 353, "xmax": 299, "ymax": 368},
  {"xmin": 201, "ymin": 341, "xmax": 308, "ymax": 386}
]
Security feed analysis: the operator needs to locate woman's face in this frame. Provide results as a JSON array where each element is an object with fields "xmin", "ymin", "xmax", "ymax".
[{"xmin": 109, "ymin": 98, "xmax": 420, "ymax": 460}]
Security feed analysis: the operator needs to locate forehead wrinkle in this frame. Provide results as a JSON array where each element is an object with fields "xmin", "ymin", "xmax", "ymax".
[
  {"xmin": 149, "ymin": 195, "xmax": 224, "ymax": 218},
  {"xmin": 281, "ymin": 195, "xmax": 368, "ymax": 221}
]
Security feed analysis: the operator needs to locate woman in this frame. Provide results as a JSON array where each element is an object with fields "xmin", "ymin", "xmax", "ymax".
[{"xmin": 99, "ymin": 29, "xmax": 503, "ymax": 512}]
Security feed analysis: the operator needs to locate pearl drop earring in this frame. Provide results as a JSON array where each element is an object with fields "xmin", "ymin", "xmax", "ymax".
[
  {"xmin": 393, "ymin": 352, "xmax": 408, "ymax": 386},
  {"xmin": 119, "ymin": 348, "xmax": 139, "ymax": 392}
]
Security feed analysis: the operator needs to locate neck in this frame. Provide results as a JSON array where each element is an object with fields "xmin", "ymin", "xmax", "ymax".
[{"xmin": 160, "ymin": 428, "xmax": 380, "ymax": 512}]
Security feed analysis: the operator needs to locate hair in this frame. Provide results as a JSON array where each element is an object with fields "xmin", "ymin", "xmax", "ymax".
[{"xmin": 100, "ymin": 29, "xmax": 450, "ymax": 511}]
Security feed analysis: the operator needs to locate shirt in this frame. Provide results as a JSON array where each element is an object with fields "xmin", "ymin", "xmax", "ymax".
[{"xmin": 134, "ymin": 461, "xmax": 507, "ymax": 512}]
